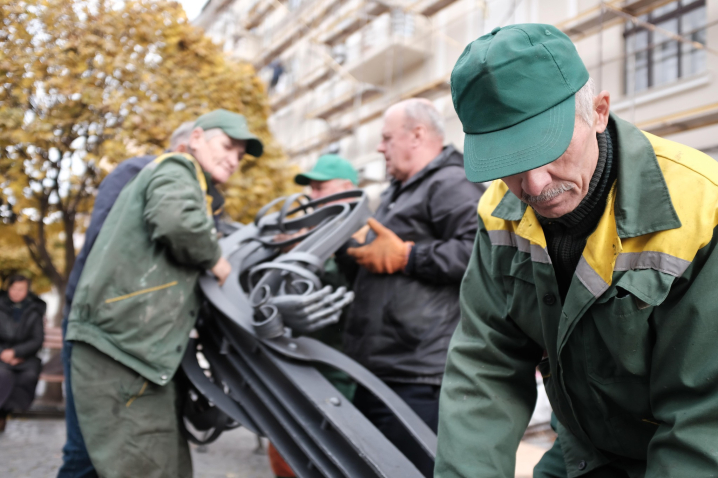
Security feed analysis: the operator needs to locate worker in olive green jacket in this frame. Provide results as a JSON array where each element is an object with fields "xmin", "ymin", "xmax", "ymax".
[
  {"xmin": 66, "ymin": 109, "xmax": 263, "ymax": 478},
  {"xmin": 436, "ymin": 24, "xmax": 718, "ymax": 478}
]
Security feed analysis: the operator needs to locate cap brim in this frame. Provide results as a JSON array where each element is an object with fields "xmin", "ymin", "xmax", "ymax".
[
  {"xmin": 226, "ymin": 129, "xmax": 264, "ymax": 157},
  {"xmin": 294, "ymin": 171, "xmax": 333, "ymax": 185},
  {"xmin": 245, "ymin": 138, "xmax": 263, "ymax": 158},
  {"xmin": 463, "ymin": 94, "xmax": 576, "ymax": 183}
]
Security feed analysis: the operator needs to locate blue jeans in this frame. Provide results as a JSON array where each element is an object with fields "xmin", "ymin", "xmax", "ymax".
[{"xmin": 57, "ymin": 313, "xmax": 97, "ymax": 478}]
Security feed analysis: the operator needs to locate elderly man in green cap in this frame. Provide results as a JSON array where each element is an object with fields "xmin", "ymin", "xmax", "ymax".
[
  {"xmin": 66, "ymin": 109, "xmax": 262, "ymax": 478},
  {"xmin": 436, "ymin": 24, "xmax": 718, "ymax": 478}
]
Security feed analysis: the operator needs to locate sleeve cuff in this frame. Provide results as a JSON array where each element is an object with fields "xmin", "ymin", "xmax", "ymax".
[
  {"xmin": 404, "ymin": 244, "xmax": 417, "ymax": 275},
  {"xmin": 207, "ymin": 245, "xmax": 223, "ymax": 270}
]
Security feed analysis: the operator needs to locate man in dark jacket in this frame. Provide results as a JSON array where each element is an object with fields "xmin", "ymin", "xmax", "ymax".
[
  {"xmin": 57, "ymin": 121, "xmax": 197, "ymax": 478},
  {"xmin": 344, "ymin": 98, "xmax": 485, "ymax": 476},
  {"xmin": 0, "ymin": 274, "xmax": 46, "ymax": 432}
]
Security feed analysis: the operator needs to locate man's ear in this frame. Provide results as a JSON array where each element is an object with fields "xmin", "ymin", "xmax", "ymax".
[
  {"xmin": 188, "ymin": 127, "xmax": 204, "ymax": 149},
  {"xmin": 594, "ymin": 91, "xmax": 610, "ymax": 134},
  {"xmin": 413, "ymin": 124, "xmax": 427, "ymax": 144}
]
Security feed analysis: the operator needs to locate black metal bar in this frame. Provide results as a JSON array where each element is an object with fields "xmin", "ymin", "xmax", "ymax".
[{"xmin": 216, "ymin": 316, "xmax": 417, "ymax": 477}]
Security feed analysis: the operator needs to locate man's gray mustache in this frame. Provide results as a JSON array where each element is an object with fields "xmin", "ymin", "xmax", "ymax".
[{"xmin": 522, "ymin": 182, "xmax": 575, "ymax": 205}]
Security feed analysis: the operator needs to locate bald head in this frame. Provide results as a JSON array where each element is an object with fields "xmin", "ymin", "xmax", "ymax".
[
  {"xmin": 378, "ymin": 99, "xmax": 445, "ymax": 183},
  {"xmin": 389, "ymin": 98, "xmax": 445, "ymax": 139}
]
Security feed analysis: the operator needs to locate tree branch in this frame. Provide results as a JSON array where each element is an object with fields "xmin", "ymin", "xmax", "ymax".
[{"xmin": 22, "ymin": 195, "xmax": 64, "ymax": 291}]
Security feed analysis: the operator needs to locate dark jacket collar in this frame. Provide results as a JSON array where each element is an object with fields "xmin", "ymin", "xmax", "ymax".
[
  {"xmin": 391, "ymin": 144, "xmax": 463, "ymax": 194},
  {"xmin": 492, "ymin": 113, "xmax": 681, "ymax": 238},
  {"xmin": 0, "ymin": 291, "xmax": 46, "ymax": 316}
]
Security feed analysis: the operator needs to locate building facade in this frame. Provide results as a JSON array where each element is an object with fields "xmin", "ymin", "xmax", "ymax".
[{"xmin": 195, "ymin": 0, "xmax": 718, "ymax": 186}]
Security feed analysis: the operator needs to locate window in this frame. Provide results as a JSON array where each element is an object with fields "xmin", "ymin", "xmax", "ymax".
[{"xmin": 624, "ymin": 0, "xmax": 706, "ymax": 94}]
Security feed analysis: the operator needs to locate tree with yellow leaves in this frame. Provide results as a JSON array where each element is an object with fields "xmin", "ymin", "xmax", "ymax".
[{"xmin": 0, "ymin": 0, "xmax": 298, "ymax": 310}]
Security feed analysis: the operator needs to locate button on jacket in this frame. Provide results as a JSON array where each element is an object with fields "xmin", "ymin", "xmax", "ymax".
[
  {"xmin": 66, "ymin": 153, "xmax": 221, "ymax": 386},
  {"xmin": 436, "ymin": 114, "xmax": 718, "ymax": 477}
]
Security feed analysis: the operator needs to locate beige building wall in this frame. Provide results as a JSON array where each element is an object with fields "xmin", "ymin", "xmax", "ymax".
[{"xmin": 196, "ymin": 0, "xmax": 718, "ymax": 183}]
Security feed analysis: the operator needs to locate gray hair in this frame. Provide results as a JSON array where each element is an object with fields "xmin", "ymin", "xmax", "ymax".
[
  {"xmin": 398, "ymin": 98, "xmax": 445, "ymax": 139},
  {"xmin": 169, "ymin": 121, "xmax": 195, "ymax": 150},
  {"xmin": 201, "ymin": 128, "xmax": 225, "ymax": 141},
  {"xmin": 575, "ymin": 77, "xmax": 596, "ymax": 126}
]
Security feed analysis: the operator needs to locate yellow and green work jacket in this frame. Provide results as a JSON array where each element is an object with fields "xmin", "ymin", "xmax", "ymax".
[
  {"xmin": 436, "ymin": 114, "xmax": 718, "ymax": 477},
  {"xmin": 67, "ymin": 153, "xmax": 221, "ymax": 386}
]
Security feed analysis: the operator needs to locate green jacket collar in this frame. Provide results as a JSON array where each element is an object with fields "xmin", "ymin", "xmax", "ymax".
[{"xmin": 492, "ymin": 113, "xmax": 681, "ymax": 237}]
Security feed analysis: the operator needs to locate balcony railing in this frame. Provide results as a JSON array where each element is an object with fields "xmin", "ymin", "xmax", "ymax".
[
  {"xmin": 315, "ymin": 0, "xmax": 392, "ymax": 46},
  {"xmin": 254, "ymin": 0, "xmax": 342, "ymax": 69},
  {"xmin": 342, "ymin": 11, "xmax": 430, "ymax": 85},
  {"xmin": 270, "ymin": 66, "xmax": 334, "ymax": 111},
  {"xmin": 244, "ymin": 0, "xmax": 277, "ymax": 30},
  {"xmin": 306, "ymin": 83, "xmax": 383, "ymax": 120}
]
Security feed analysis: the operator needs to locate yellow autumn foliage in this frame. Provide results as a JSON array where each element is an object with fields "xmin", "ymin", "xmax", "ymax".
[{"xmin": 0, "ymin": 0, "xmax": 299, "ymax": 298}]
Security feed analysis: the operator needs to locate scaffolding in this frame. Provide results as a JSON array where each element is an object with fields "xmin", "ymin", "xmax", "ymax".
[
  {"xmin": 560, "ymin": 0, "xmax": 717, "ymax": 135},
  {"xmin": 196, "ymin": 0, "xmax": 718, "ymax": 164},
  {"xmin": 268, "ymin": 0, "xmax": 484, "ymax": 160}
]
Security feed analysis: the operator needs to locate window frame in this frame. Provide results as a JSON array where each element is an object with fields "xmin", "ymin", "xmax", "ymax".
[{"xmin": 624, "ymin": 0, "xmax": 706, "ymax": 94}]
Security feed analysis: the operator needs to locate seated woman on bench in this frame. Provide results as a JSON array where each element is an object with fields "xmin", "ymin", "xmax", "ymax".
[{"xmin": 0, "ymin": 274, "xmax": 46, "ymax": 431}]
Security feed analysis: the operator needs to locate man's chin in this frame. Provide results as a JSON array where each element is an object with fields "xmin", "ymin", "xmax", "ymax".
[
  {"xmin": 212, "ymin": 170, "xmax": 234, "ymax": 184},
  {"xmin": 532, "ymin": 201, "xmax": 577, "ymax": 219}
]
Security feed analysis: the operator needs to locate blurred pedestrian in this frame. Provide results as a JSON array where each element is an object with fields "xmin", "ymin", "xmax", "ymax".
[
  {"xmin": 436, "ymin": 23, "xmax": 718, "ymax": 478},
  {"xmin": 56, "ymin": 121, "xmax": 199, "ymax": 478},
  {"xmin": 343, "ymin": 98, "xmax": 485, "ymax": 477},
  {"xmin": 65, "ymin": 110, "xmax": 262, "ymax": 478},
  {"xmin": 0, "ymin": 274, "xmax": 46, "ymax": 432}
]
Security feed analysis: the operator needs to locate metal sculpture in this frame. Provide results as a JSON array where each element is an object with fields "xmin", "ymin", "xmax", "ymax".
[{"xmin": 181, "ymin": 190, "xmax": 437, "ymax": 478}]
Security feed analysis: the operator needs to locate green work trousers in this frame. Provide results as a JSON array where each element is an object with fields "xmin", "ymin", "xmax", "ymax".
[{"xmin": 71, "ymin": 341, "xmax": 192, "ymax": 478}]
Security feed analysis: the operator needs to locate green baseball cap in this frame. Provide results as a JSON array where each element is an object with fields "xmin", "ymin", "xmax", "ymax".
[
  {"xmin": 451, "ymin": 24, "xmax": 589, "ymax": 183},
  {"xmin": 194, "ymin": 109, "xmax": 264, "ymax": 157},
  {"xmin": 295, "ymin": 154, "xmax": 358, "ymax": 186}
]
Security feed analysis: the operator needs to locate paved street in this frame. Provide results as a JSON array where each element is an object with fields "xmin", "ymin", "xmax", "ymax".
[
  {"xmin": 0, "ymin": 417, "xmax": 271, "ymax": 478},
  {"xmin": 0, "ymin": 416, "xmax": 553, "ymax": 477}
]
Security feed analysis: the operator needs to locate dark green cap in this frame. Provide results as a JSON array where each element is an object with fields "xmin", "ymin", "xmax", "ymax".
[
  {"xmin": 194, "ymin": 109, "xmax": 264, "ymax": 157},
  {"xmin": 295, "ymin": 154, "xmax": 358, "ymax": 186},
  {"xmin": 451, "ymin": 24, "xmax": 589, "ymax": 182}
]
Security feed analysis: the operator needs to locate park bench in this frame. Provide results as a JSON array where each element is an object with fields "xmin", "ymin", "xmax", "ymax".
[{"xmin": 39, "ymin": 325, "xmax": 64, "ymax": 384}]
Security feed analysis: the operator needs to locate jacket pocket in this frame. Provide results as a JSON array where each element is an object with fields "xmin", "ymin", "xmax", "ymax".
[
  {"xmin": 120, "ymin": 372, "xmax": 154, "ymax": 407},
  {"xmin": 537, "ymin": 357, "xmax": 551, "ymax": 380},
  {"xmin": 382, "ymin": 278, "xmax": 453, "ymax": 349},
  {"xmin": 584, "ymin": 289, "xmax": 654, "ymax": 384},
  {"xmin": 607, "ymin": 414, "xmax": 659, "ymax": 459}
]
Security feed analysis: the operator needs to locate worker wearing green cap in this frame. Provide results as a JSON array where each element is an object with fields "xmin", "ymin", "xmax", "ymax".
[
  {"xmin": 66, "ymin": 109, "xmax": 262, "ymax": 477},
  {"xmin": 295, "ymin": 154, "xmax": 359, "ymax": 200},
  {"xmin": 436, "ymin": 24, "xmax": 718, "ymax": 478},
  {"xmin": 264, "ymin": 154, "xmax": 359, "ymax": 478}
]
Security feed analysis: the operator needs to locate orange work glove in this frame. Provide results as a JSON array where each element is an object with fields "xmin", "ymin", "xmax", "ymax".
[{"xmin": 347, "ymin": 218, "xmax": 413, "ymax": 274}]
